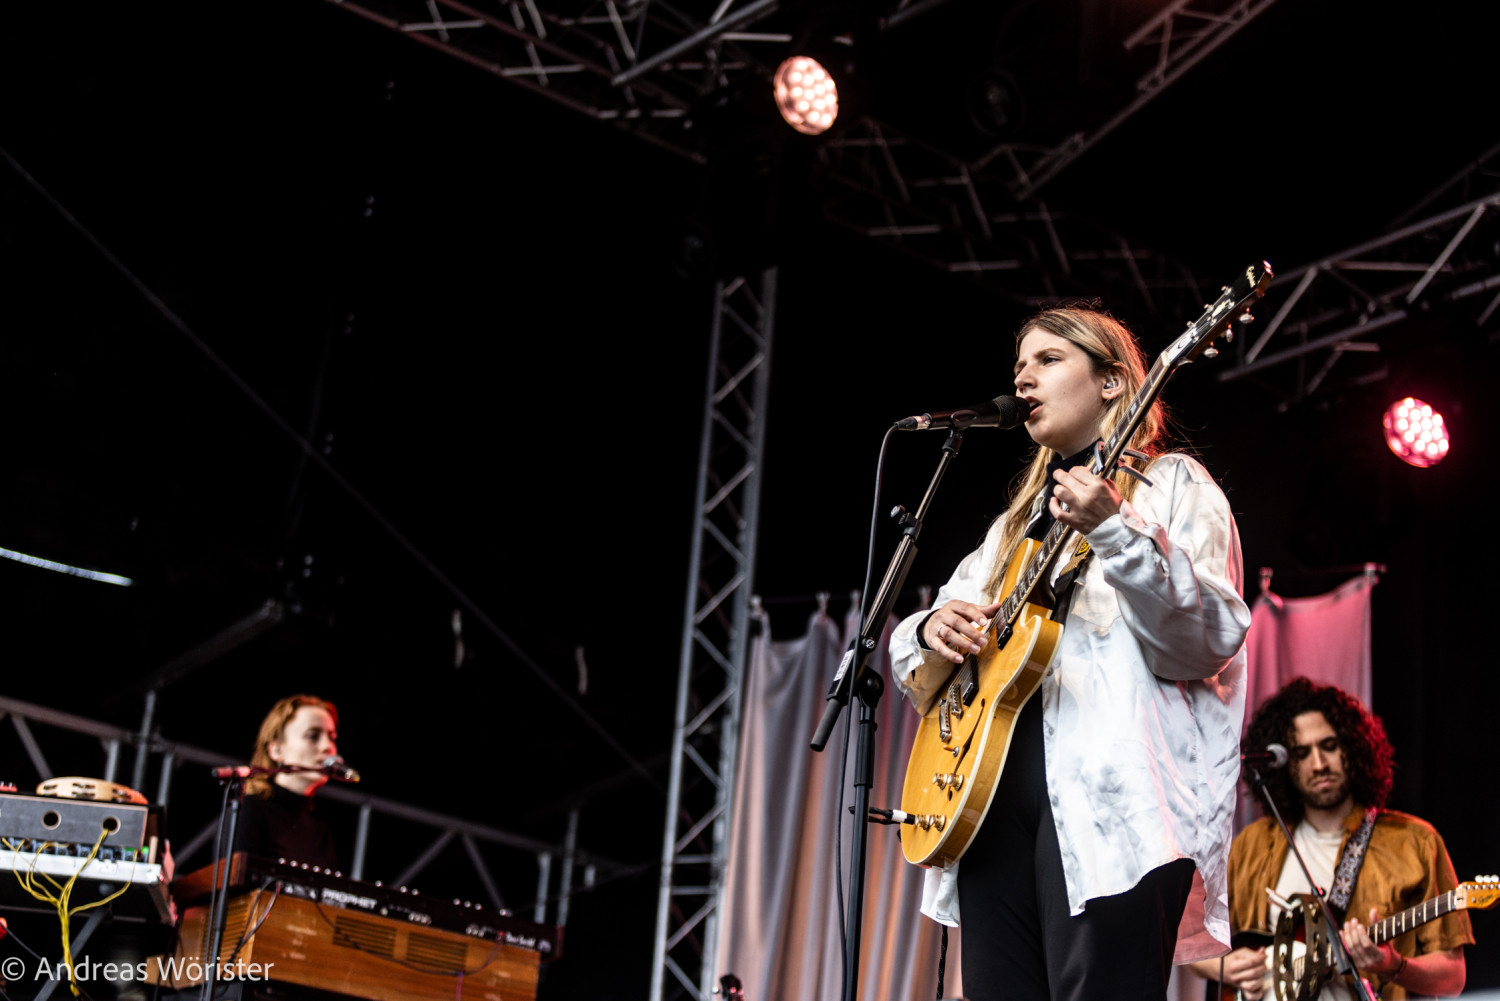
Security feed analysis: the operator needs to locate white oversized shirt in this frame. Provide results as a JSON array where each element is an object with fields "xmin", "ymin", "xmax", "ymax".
[{"xmin": 888, "ymin": 453, "xmax": 1251, "ymax": 964}]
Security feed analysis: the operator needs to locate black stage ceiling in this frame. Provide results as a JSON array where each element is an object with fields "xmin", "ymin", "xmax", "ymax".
[{"xmin": 2, "ymin": 1, "xmax": 1498, "ymax": 996}]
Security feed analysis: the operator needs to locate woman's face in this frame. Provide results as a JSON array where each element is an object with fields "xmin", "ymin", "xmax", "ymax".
[
  {"xmin": 268, "ymin": 704, "xmax": 338, "ymax": 796},
  {"xmin": 1013, "ymin": 328, "xmax": 1115, "ymax": 457}
]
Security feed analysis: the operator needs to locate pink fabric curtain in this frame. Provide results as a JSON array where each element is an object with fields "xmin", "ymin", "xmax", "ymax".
[
  {"xmin": 717, "ymin": 605, "xmax": 960, "ymax": 1001},
  {"xmin": 1245, "ymin": 572, "xmax": 1376, "ymax": 719}
]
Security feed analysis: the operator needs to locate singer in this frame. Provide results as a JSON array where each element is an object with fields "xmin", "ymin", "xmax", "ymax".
[
  {"xmin": 888, "ymin": 305, "xmax": 1251, "ymax": 1000},
  {"xmin": 235, "ymin": 694, "xmax": 342, "ymax": 869},
  {"xmin": 1189, "ymin": 679, "xmax": 1470, "ymax": 999}
]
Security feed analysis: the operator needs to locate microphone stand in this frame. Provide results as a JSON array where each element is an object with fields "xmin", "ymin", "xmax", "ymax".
[
  {"xmin": 1242, "ymin": 766, "xmax": 1377, "ymax": 1001},
  {"xmin": 810, "ymin": 427, "xmax": 965, "ymax": 1001},
  {"xmin": 202, "ymin": 763, "xmax": 331, "ymax": 1001}
]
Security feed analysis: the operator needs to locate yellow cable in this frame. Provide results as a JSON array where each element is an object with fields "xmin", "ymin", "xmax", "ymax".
[{"xmin": 8, "ymin": 828, "xmax": 136, "ymax": 996}]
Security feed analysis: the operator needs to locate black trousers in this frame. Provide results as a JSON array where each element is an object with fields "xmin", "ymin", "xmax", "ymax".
[{"xmin": 956, "ymin": 697, "xmax": 1196, "ymax": 1001}]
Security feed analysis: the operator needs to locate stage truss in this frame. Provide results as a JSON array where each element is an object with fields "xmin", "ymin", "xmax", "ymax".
[{"xmin": 1218, "ymin": 146, "xmax": 1500, "ymax": 404}]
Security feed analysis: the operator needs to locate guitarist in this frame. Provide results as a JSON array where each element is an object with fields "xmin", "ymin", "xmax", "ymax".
[
  {"xmin": 1188, "ymin": 679, "xmax": 1471, "ymax": 998},
  {"xmin": 889, "ymin": 306, "xmax": 1252, "ymax": 1001}
]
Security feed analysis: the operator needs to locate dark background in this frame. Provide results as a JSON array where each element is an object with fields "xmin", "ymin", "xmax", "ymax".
[{"xmin": 1, "ymin": 0, "xmax": 1497, "ymax": 996}]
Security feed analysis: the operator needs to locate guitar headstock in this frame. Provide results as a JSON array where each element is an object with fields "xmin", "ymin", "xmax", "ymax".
[
  {"xmin": 1160, "ymin": 260, "xmax": 1273, "ymax": 370},
  {"xmin": 1456, "ymin": 875, "xmax": 1500, "ymax": 911}
]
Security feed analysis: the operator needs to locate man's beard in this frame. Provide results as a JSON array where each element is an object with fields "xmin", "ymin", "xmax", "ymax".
[{"xmin": 1299, "ymin": 774, "xmax": 1349, "ymax": 810}]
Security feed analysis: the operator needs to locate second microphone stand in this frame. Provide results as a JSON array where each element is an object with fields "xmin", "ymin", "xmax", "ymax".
[{"xmin": 201, "ymin": 762, "xmax": 342, "ymax": 1001}]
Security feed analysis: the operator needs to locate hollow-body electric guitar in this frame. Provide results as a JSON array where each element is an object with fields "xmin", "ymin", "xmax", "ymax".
[{"xmin": 898, "ymin": 261, "xmax": 1273, "ymax": 868}]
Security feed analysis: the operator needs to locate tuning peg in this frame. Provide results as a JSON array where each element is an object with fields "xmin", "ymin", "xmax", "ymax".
[
  {"xmin": 1238, "ymin": 309, "xmax": 1255, "ymax": 324},
  {"xmin": 1203, "ymin": 346, "xmax": 1219, "ymax": 359},
  {"xmin": 1223, "ymin": 328, "xmax": 1235, "ymax": 343}
]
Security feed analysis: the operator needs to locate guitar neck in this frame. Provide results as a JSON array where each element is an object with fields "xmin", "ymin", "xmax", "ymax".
[{"xmin": 1371, "ymin": 890, "xmax": 1462, "ymax": 945}]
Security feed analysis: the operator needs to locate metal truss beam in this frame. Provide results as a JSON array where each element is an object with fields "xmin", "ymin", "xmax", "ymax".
[
  {"xmin": 1216, "ymin": 189, "xmax": 1500, "ymax": 403},
  {"xmin": 651, "ymin": 270, "xmax": 774, "ymax": 1001},
  {"xmin": 816, "ymin": 116, "xmax": 1213, "ymax": 336},
  {"xmin": 979, "ymin": 0, "xmax": 1281, "ymax": 200},
  {"xmin": 324, "ymin": 0, "xmax": 1259, "ymax": 320},
  {"xmin": 325, "ymin": 0, "xmax": 791, "ymax": 161}
]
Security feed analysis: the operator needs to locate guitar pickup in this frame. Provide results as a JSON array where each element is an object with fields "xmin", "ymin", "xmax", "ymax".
[{"xmin": 961, "ymin": 676, "xmax": 978, "ymax": 706}]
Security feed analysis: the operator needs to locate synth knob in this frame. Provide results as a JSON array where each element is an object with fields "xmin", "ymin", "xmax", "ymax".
[{"xmin": 454, "ymin": 899, "xmax": 462, "ymax": 906}]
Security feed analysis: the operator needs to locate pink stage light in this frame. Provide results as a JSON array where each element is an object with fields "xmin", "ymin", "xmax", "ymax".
[
  {"xmin": 1382, "ymin": 397, "xmax": 1450, "ymax": 468},
  {"xmin": 773, "ymin": 56, "xmax": 839, "ymax": 135}
]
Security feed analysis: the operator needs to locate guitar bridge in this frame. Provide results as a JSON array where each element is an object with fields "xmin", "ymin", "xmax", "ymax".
[
  {"xmin": 947, "ymin": 682, "xmax": 964, "ymax": 720},
  {"xmin": 938, "ymin": 696, "xmax": 952, "ymax": 743}
]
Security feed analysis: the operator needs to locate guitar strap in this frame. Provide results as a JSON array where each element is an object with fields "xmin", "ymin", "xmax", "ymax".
[
  {"xmin": 1327, "ymin": 807, "xmax": 1380, "ymax": 918},
  {"xmin": 1048, "ymin": 537, "xmax": 1093, "ymax": 626}
]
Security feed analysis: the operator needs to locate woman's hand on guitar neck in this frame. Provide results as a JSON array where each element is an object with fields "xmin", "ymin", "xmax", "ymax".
[
  {"xmin": 1048, "ymin": 465, "xmax": 1123, "ymax": 536},
  {"xmin": 922, "ymin": 601, "xmax": 1003, "ymax": 664}
]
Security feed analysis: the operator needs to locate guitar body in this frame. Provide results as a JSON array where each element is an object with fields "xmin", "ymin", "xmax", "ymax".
[{"xmin": 900, "ymin": 538, "xmax": 1063, "ymax": 867}]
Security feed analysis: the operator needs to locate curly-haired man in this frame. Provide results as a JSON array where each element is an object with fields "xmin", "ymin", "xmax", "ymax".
[{"xmin": 1189, "ymin": 678, "xmax": 1471, "ymax": 999}]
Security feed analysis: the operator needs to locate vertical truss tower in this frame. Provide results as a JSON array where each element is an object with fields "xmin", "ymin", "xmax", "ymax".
[{"xmin": 651, "ymin": 269, "xmax": 777, "ymax": 1001}]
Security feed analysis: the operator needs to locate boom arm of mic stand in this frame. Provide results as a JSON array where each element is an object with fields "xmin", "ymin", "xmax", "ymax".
[
  {"xmin": 811, "ymin": 429, "xmax": 964, "ymax": 752},
  {"xmin": 1244, "ymin": 765, "xmax": 1377, "ymax": 1001}
]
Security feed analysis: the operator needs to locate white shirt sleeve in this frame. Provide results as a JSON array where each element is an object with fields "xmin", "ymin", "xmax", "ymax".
[{"xmin": 1083, "ymin": 453, "xmax": 1251, "ymax": 681}]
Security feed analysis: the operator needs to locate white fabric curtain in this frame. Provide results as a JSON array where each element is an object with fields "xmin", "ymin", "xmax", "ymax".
[{"xmin": 717, "ymin": 606, "xmax": 960, "ymax": 1001}]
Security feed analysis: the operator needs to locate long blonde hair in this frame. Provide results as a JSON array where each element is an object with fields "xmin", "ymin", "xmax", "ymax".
[
  {"xmin": 245, "ymin": 694, "xmax": 338, "ymax": 798},
  {"xmin": 982, "ymin": 306, "xmax": 1168, "ymax": 599}
]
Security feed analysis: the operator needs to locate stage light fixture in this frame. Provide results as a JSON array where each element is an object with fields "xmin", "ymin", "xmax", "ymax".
[
  {"xmin": 773, "ymin": 56, "xmax": 839, "ymax": 135},
  {"xmin": 1382, "ymin": 397, "xmax": 1450, "ymax": 468}
]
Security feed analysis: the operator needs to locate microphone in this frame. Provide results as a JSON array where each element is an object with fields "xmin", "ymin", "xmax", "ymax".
[
  {"xmin": 322, "ymin": 756, "xmax": 361, "ymax": 783},
  {"xmin": 1240, "ymin": 743, "xmax": 1288, "ymax": 769},
  {"xmin": 895, "ymin": 394, "xmax": 1032, "ymax": 431}
]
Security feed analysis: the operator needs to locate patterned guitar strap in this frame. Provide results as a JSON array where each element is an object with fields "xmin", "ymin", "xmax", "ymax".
[{"xmin": 1328, "ymin": 807, "xmax": 1380, "ymax": 917}]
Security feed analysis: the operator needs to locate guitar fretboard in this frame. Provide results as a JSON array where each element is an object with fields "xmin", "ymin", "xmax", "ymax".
[{"xmin": 1372, "ymin": 890, "xmax": 1460, "ymax": 944}]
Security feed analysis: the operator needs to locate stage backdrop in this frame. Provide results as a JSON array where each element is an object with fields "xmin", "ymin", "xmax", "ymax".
[
  {"xmin": 716, "ymin": 604, "xmax": 959, "ymax": 1001},
  {"xmin": 1245, "ymin": 571, "xmax": 1376, "ymax": 716}
]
